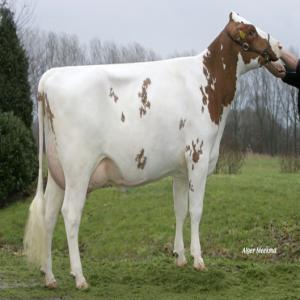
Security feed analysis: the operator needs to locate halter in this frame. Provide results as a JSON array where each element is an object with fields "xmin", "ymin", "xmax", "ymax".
[{"xmin": 226, "ymin": 30, "xmax": 272, "ymax": 64}]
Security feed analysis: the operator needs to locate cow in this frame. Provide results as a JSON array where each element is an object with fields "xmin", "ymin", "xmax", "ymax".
[{"xmin": 24, "ymin": 12, "xmax": 282, "ymax": 289}]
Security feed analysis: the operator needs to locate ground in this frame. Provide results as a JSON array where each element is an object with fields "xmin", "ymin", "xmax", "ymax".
[{"xmin": 0, "ymin": 155, "xmax": 300, "ymax": 299}]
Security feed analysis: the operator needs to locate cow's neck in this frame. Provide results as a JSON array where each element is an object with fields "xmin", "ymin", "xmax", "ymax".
[{"xmin": 201, "ymin": 29, "xmax": 245, "ymax": 125}]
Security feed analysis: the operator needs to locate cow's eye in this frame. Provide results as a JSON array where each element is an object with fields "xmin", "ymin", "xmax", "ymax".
[{"xmin": 249, "ymin": 30, "xmax": 257, "ymax": 37}]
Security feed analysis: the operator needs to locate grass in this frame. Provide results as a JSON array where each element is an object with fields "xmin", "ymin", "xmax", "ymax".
[{"xmin": 0, "ymin": 155, "xmax": 300, "ymax": 299}]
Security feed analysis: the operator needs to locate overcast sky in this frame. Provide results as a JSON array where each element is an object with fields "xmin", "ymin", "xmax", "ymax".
[{"xmin": 17, "ymin": 0, "xmax": 300, "ymax": 57}]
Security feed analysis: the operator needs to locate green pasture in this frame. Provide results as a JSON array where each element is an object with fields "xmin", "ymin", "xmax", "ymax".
[{"xmin": 0, "ymin": 155, "xmax": 300, "ymax": 299}]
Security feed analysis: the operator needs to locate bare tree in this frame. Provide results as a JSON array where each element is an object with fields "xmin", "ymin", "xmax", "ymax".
[
  {"xmin": 1, "ymin": 0, "xmax": 36, "ymax": 35},
  {"xmin": 280, "ymin": 85, "xmax": 299, "ymax": 155},
  {"xmin": 89, "ymin": 39, "xmax": 160, "ymax": 65}
]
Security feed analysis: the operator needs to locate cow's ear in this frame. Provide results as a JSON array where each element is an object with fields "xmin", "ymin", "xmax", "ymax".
[
  {"xmin": 227, "ymin": 20, "xmax": 239, "ymax": 40},
  {"xmin": 229, "ymin": 11, "xmax": 239, "ymax": 22}
]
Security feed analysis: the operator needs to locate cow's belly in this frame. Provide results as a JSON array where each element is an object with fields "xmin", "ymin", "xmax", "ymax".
[
  {"xmin": 89, "ymin": 158, "xmax": 151, "ymax": 189},
  {"xmin": 48, "ymin": 150, "xmax": 144, "ymax": 191},
  {"xmin": 47, "ymin": 141, "xmax": 180, "ymax": 192}
]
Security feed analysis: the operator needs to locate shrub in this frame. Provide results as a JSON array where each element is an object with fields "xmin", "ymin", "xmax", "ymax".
[
  {"xmin": 215, "ymin": 142, "xmax": 245, "ymax": 174},
  {"xmin": 280, "ymin": 155, "xmax": 300, "ymax": 173},
  {"xmin": 0, "ymin": 6, "xmax": 32, "ymax": 128},
  {"xmin": 0, "ymin": 112, "xmax": 38, "ymax": 207}
]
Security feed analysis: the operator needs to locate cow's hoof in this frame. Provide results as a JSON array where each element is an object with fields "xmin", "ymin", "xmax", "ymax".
[
  {"xmin": 45, "ymin": 278, "xmax": 58, "ymax": 289},
  {"xmin": 176, "ymin": 256, "xmax": 187, "ymax": 267},
  {"xmin": 193, "ymin": 256, "xmax": 207, "ymax": 271},
  {"xmin": 193, "ymin": 262, "xmax": 207, "ymax": 271},
  {"xmin": 76, "ymin": 280, "xmax": 89, "ymax": 290}
]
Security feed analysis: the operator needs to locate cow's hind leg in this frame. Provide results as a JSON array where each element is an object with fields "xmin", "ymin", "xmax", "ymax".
[
  {"xmin": 42, "ymin": 171, "xmax": 64, "ymax": 288},
  {"xmin": 186, "ymin": 152, "xmax": 209, "ymax": 270},
  {"xmin": 173, "ymin": 176, "xmax": 189, "ymax": 267},
  {"xmin": 61, "ymin": 177, "xmax": 89, "ymax": 289}
]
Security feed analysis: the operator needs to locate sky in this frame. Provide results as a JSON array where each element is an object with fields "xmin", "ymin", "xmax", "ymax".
[{"xmin": 16, "ymin": 0, "xmax": 300, "ymax": 57}]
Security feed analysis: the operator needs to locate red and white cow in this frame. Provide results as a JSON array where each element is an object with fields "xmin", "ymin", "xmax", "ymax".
[{"xmin": 24, "ymin": 12, "xmax": 282, "ymax": 289}]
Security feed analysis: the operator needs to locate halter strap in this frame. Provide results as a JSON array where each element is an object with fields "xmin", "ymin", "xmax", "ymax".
[{"xmin": 226, "ymin": 31, "xmax": 272, "ymax": 64}]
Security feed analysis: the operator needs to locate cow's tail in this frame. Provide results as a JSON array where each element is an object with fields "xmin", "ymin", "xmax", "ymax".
[{"xmin": 24, "ymin": 90, "xmax": 47, "ymax": 267}]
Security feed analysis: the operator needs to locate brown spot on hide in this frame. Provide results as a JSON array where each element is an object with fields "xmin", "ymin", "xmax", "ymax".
[
  {"xmin": 200, "ymin": 86, "xmax": 208, "ymax": 105},
  {"xmin": 37, "ymin": 92, "xmax": 44, "ymax": 102},
  {"xmin": 45, "ymin": 95, "xmax": 55, "ymax": 134},
  {"xmin": 109, "ymin": 87, "xmax": 119, "ymax": 103},
  {"xmin": 192, "ymin": 140, "xmax": 203, "ymax": 163},
  {"xmin": 138, "ymin": 78, "xmax": 151, "ymax": 117},
  {"xmin": 37, "ymin": 91, "xmax": 55, "ymax": 134},
  {"xmin": 179, "ymin": 118, "xmax": 186, "ymax": 130},
  {"xmin": 186, "ymin": 139, "xmax": 203, "ymax": 170},
  {"xmin": 189, "ymin": 180, "xmax": 194, "ymax": 192},
  {"xmin": 121, "ymin": 112, "xmax": 125, "ymax": 122},
  {"xmin": 202, "ymin": 36, "xmax": 238, "ymax": 125},
  {"xmin": 135, "ymin": 148, "xmax": 147, "ymax": 169}
]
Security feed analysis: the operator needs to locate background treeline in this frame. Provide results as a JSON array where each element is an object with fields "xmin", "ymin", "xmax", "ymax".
[{"xmin": 226, "ymin": 67, "xmax": 299, "ymax": 156}]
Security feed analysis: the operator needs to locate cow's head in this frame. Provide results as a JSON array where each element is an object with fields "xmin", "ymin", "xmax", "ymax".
[{"xmin": 226, "ymin": 12, "xmax": 281, "ymax": 71}]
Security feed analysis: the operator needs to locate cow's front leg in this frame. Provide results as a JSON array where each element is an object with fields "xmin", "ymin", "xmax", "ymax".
[
  {"xmin": 186, "ymin": 151, "xmax": 209, "ymax": 271},
  {"xmin": 173, "ymin": 176, "xmax": 189, "ymax": 267}
]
